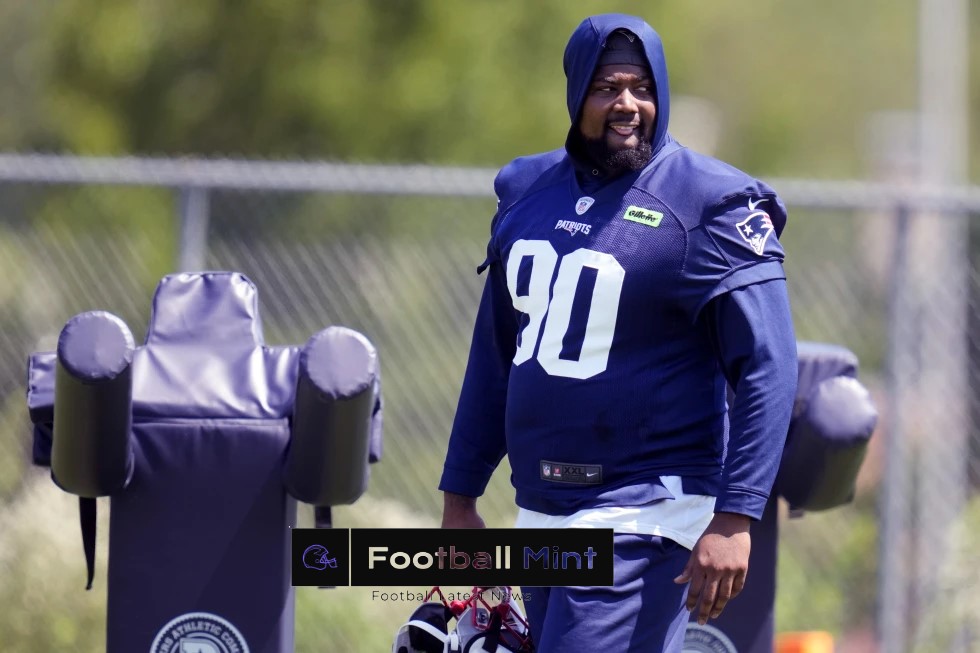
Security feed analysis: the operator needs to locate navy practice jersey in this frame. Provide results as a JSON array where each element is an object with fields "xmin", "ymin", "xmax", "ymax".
[
  {"xmin": 440, "ymin": 14, "xmax": 797, "ymax": 519},
  {"xmin": 440, "ymin": 140, "xmax": 796, "ymax": 517}
]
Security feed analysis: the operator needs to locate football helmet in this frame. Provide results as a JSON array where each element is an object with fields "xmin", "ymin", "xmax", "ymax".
[{"xmin": 392, "ymin": 586, "xmax": 533, "ymax": 653}]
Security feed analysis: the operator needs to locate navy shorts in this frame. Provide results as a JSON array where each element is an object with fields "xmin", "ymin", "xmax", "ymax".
[{"xmin": 521, "ymin": 533, "xmax": 690, "ymax": 653}]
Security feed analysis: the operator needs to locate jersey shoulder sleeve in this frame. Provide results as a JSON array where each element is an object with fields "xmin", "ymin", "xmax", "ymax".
[
  {"xmin": 479, "ymin": 149, "xmax": 568, "ymax": 273},
  {"xmin": 644, "ymin": 147, "xmax": 789, "ymax": 319},
  {"xmin": 493, "ymin": 148, "xmax": 568, "ymax": 219},
  {"xmin": 641, "ymin": 147, "xmax": 787, "ymax": 235}
]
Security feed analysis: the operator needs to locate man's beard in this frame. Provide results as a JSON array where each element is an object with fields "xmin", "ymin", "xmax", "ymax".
[{"xmin": 582, "ymin": 134, "xmax": 653, "ymax": 176}]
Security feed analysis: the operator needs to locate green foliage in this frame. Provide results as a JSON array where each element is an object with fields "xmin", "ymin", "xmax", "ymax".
[
  {"xmin": 776, "ymin": 504, "xmax": 879, "ymax": 635},
  {"xmin": 0, "ymin": 0, "xmax": 945, "ymax": 179},
  {"xmin": 0, "ymin": 476, "xmax": 110, "ymax": 653},
  {"xmin": 912, "ymin": 494, "xmax": 980, "ymax": 652},
  {"xmin": 0, "ymin": 392, "xmax": 29, "ymax": 501}
]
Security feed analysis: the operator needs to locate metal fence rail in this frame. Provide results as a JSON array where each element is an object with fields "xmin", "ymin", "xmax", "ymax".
[
  {"xmin": 5, "ymin": 152, "xmax": 980, "ymax": 209},
  {"xmin": 0, "ymin": 153, "xmax": 978, "ymax": 653}
]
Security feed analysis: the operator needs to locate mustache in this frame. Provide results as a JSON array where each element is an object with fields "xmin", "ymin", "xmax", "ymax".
[{"xmin": 606, "ymin": 116, "xmax": 643, "ymax": 128}]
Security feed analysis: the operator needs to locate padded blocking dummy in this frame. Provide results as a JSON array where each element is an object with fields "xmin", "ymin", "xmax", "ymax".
[
  {"xmin": 686, "ymin": 342, "xmax": 877, "ymax": 653},
  {"xmin": 27, "ymin": 272, "xmax": 382, "ymax": 653}
]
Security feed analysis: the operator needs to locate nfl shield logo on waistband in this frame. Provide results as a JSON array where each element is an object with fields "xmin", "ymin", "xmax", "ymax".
[
  {"xmin": 542, "ymin": 463, "xmax": 551, "ymax": 477},
  {"xmin": 575, "ymin": 196, "xmax": 595, "ymax": 215}
]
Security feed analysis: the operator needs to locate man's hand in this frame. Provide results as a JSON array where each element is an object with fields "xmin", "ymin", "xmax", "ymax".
[
  {"xmin": 441, "ymin": 492, "xmax": 487, "ymax": 528},
  {"xmin": 673, "ymin": 512, "xmax": 751, "ymax": 625}
]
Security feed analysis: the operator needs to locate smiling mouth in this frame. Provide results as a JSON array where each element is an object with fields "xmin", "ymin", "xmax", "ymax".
[{"xmin": 609, "ymin": 124, "xmax": 640, "ymax": 137}]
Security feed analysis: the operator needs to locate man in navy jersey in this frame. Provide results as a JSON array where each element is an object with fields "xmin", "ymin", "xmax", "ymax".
[{"xmin": 439, "ymin": 13, "xmax": 798, "ymax": 652}]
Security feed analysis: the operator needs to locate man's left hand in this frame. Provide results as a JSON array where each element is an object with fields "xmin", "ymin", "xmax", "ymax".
[{"xmin": 672, "ymin": 512, "xmax": 751, "ymax": 625}]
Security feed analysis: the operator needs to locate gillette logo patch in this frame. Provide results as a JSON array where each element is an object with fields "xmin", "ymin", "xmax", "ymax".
[{"xmin": 622, "ymin": 206, "xmax": 664, "ymax": 228}]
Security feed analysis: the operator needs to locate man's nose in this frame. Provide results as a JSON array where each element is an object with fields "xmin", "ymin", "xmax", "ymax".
[{"xmin": 614, "ymin": 89, "xmax": 639, "ymax": 112}]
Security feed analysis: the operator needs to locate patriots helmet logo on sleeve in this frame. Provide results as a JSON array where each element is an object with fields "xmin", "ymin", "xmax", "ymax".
[{"xmin": 736, "ymin": 198, "xmax": 775, "ymax": 256}]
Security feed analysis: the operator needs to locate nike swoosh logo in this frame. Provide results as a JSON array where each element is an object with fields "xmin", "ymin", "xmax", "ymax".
[
  {"xmin": 586, "ymin": 472, "xmax": 598, "ymax": 478},
  {"xmin": 748, "ymin": 198, "xmax": 769, "ymax": 211}
]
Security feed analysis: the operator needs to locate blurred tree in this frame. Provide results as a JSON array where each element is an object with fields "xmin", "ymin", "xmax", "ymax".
[
  {"xmin": 0, "ymin": 1, "xmax": 58, "ymax": 150},
  {"xmin": 1, "ymin": 0, "xmax": 936, "ymax": 178}
]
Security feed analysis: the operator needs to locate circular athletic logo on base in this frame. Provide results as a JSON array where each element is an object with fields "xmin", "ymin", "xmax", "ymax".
[
  {"xmin": 149, "ymin": 612, "xmax": 250, "ymax": 653},
  {"xmin": 684, "ymin": 623, "xmax": 738, "ymax": 653}
]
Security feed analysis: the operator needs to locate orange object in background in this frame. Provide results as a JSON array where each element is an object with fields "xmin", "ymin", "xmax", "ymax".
[{"xmin": 776, "ymin": 631, "xmax": 835, "ymax": 653}]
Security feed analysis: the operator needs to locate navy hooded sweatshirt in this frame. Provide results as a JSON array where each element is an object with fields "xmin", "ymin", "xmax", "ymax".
[{"xmin": 439, "ymin": 14, "xmax": 798, "ymax": 520}]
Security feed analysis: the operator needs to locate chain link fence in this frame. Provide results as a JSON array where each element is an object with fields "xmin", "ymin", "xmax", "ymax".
[{"xmin": 0, "ymin": 154, "xmax": 978, "ymax": 652}]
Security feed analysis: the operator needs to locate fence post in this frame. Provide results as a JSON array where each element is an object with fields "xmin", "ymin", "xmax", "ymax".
[
  {"xmin": 879, "ymin": 204, "xmax": 911, "ymax": 653},
  {"xmin": 913, "ymin": 0, "xmax": 970, "ymax": 649},
  {"xmin": 177, "ymin": 186, "xmax": 210, "ymax": 272}
]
